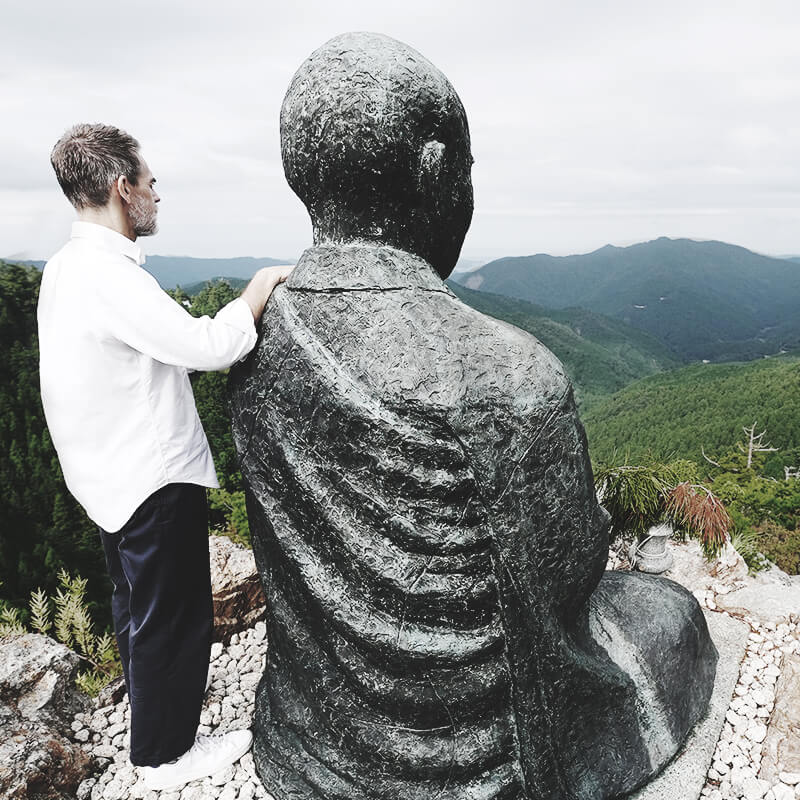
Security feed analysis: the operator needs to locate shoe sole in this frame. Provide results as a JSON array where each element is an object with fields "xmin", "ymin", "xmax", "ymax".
[{"xmin": 143, "ymin": 732, "xmax": 253, "ymax": 791}]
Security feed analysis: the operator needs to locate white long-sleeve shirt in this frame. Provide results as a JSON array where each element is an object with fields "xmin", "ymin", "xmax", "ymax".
[{"xmin": 38, "ymin": 221, "xmax": 257, "ymax": 532}]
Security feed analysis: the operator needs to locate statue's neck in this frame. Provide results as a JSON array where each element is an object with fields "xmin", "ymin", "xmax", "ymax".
[{"xmin": 287, "ymin": 242, "xmax": 449, "ymax": 293}]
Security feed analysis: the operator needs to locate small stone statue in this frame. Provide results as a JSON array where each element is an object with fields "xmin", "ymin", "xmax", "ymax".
[{"xmin": 229, "ymin": 32, "xmax": 717, "ymax": 800}]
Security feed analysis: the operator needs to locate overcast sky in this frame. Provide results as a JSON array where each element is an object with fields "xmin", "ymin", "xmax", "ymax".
[{"xmin": 3, "ymin": 0, "xmax": 800, "ymax": 263}]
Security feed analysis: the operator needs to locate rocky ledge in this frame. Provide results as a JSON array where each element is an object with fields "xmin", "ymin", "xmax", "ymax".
[{"xmin": 6, "ymin": 536, "xmax": 800, "ymax": 800}]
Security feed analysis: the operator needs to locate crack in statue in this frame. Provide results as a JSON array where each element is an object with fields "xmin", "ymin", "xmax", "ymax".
[{"xmin": 229, "ymin": 32, "xmax": 717, "ymax": 800}]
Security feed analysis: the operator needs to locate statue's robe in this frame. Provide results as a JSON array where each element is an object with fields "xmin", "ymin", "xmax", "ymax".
[{"xmin": 229, "ymin": 244, "xmax": 717, "ymax": 800}]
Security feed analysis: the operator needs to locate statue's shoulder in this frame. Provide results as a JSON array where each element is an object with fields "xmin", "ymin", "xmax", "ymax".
[
  {"xmin": 443, "ymin": 290, "xmax": 573, "ymax": 410},
  {"xmin": 265, "ymin": 265, "xmax": 574, "ymax": 416}
]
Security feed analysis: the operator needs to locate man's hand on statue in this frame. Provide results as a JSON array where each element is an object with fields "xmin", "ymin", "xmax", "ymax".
[{"xmin": 241, "ymin": 264, "xmax": 295, "ymax": 321}]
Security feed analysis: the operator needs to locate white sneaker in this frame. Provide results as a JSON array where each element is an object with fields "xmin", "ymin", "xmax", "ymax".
[{"xmin": 140, "ymin": 729, "xmax": 253, "ymax": 791}]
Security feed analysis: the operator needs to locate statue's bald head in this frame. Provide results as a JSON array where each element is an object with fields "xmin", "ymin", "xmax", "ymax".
[{"xmin": 281, "ymin": 32, "xmax": 473, "ymax": 279}]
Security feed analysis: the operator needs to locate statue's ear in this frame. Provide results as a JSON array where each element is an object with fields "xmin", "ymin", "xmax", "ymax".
[{"xmin": 418, "ymin": 140, "xmax": 445, "ymax": 193}]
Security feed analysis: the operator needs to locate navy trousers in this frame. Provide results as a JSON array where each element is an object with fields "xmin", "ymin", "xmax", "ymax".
[{"xmin": 99, "ymin": 482, "xmax": 212, "ymax": 767}]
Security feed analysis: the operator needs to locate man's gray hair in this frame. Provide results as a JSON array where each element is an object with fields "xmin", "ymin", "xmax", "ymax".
[{"xmin": 50, "ymin": 123, "xmax": 142, "ymax": 210}]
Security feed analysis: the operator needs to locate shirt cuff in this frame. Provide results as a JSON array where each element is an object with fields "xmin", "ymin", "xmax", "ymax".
[
  {"xmin": 214, "ymin": 296, "xmax": 258, "ymax": 362},
  {"xmin": 215, "ymin": 297, "xmax": 257, "ymax": 336}
]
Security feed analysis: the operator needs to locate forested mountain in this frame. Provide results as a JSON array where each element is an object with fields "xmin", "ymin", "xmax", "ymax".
[
  {"xmin": 582, "ymin": 354, "xmax": 800, "ymax": 475},
  {"xmin": 448, "ymin": 283, "xmax": 677, "ymax": 401},
  {"xmin": 183, "ymin": 277, "xmax": 248, "ymax": 295},
  {"xmin": 582, "ymin": 354, "xmax": 800, "ymax": 572},
  {"xmin": 453, "ymin": 238, "xmax": 800, "ymax": 362}
]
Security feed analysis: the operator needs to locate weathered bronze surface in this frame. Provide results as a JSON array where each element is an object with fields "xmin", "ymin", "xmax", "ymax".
[{"xmin": 229, "ymin": 32, "xmax": 717, "ymax": 800}]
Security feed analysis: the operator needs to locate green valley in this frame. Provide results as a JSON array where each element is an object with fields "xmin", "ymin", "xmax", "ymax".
[{"xmin": 581, "ymin": 354, "xmax": 800, "ymax": 472}]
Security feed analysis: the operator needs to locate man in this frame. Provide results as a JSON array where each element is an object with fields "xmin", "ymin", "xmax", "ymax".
[{"xmin": 38, "ymin": 123, "xmax": 291, "ymax": 791}]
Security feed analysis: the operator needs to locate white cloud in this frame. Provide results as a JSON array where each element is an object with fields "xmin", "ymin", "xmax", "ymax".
[{"xmin": 3, "ymin": 0, "xmax": 800, "ymax": 260}]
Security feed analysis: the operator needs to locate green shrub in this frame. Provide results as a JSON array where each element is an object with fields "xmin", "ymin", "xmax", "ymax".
[
  {"xmin": 757, "ymin": 521, "xmax": 800, "ymax": 575},
  {"xmin": 2, "ymin": 570, "xmax": 121, "ymax": 696},
  {"xmin": 595, "ymin": 461, "xmax": 730, "ymax": 558},
  {"xmin": 208, "ymin": 488, "xmax": 251, "ymax": 547}
]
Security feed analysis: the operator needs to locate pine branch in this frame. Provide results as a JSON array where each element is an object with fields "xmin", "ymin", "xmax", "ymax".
[{"xmin": 29, "ymin": 588, "xmax": 52, "ymax": 635}]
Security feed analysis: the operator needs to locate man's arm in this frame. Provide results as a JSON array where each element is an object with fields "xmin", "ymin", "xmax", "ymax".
[{"xmin": 99, "ymin": 262, "xmax": 294, "ymax": 371}]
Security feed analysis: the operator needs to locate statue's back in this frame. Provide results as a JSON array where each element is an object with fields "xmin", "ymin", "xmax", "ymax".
[
  {"xmin": 231, "ymin": 31, "xmax": 716, "ymax": 800},
  {"xmin": 230, "ymin": 245, "xmax": 715, "ymax": 800}
]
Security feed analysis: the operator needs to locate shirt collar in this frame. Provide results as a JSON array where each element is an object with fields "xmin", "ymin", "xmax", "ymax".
[{"xmin": 70, "ymin": 221, "xmax": 145, "ymax": 266}]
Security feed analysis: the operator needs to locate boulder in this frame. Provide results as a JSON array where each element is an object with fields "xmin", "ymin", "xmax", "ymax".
[
  {"xmin": 208, "ymin": 534, "xmax": 266, "ymax": 643},
  {"xmin": 664, "ymin": 540, "xmax": 748, "ymax": 595},
  {"xmin": 0, "ymin": 633, "xmax": 94, "ymax": 799},
  {"xmin": 716, "ymin": 567, "xmax": 800, "ymax": 626},
  {"xmin": 759, "ymin": 653, "xmax": 800, "ymax": 783},
  {"xmin": 710, "ymin": 542, "xmax": 749, "ymax": 584}
]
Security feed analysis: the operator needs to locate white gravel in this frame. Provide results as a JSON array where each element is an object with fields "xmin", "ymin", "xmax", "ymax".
[
  {"xmin": 71, "ymin": 622, "xmax": 274, "ymax": 800},
  {"xmin": 70, "ymin": 573, "xmax": 800, "ymax": 800},
  {"xmin": 698, "ymin": 609, "xmax": 800, "ymax": 800}
]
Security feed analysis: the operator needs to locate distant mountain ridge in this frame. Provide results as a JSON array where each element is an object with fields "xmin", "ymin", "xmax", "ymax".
[
  {"xmin": 145, "ymin": 255, "xmax": 292, "ymax": 289},
  {"xmin": 453, "ymin": 238, "xmax": 800, "ymax": 362},
  {"xmin": 10, "ymin": 255, "xmax": 291, "ymax": 289}
]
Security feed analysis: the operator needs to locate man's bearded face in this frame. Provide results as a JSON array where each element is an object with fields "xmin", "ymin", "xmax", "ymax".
[
  {"xmin": 129, "ymin": 190, "xmax": 158, "ymax": 237},
  {"xmin": 127, "ymin": 156, "xmax": 159, "ymax": 238}
]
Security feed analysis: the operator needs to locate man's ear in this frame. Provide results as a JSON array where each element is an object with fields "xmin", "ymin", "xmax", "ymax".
[
  {"xmin": 418, "ymin": 140, "xmax": 445, "ymax": 194},
  {"xmin": 116, "ymin": 174, "xmax": 132, "ymax": 205}
]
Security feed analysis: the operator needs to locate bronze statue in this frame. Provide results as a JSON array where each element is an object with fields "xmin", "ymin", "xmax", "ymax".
[{"xmin": 229, "ymin": 32, "xmax": 717, "ymax": 800}]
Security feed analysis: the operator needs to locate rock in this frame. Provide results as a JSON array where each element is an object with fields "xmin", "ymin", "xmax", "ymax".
[
  {"xmin": 179, "ymin": 783, "xmax": 209, "ymax": 800},
  {"xmin": 717, "ymin": 569, "xmax": 800, "ymax": 626},
  {"xmin": 712, "ymin": 542, "xmax": 750, "ymax": 583},
  {"xmin": 107, "ymin": 709, "xmax": 124, "ymax": 726},
  {"xmin": 761, "ymin": 654, "xmax": 800, "ymax": 783},
  {"xmin": 217, "ymin": 785, "xmax": 238, "ymax": 800},
  {"xmin": 774, "ymin": 784, "xmax": 795, "ymax": 800},
  {"xmin": 753, "ymin": 687, "xmax": 775, "ymax": 706},
  {"xmin": 92, "ymin": 743, "xmax": 117, "ymax": 759},
  {"xmin": 0, "ymin": 633, "xmax": 91, "ymax": 726},
  {"xmin": 239, "ymin": 782, "xmax": 256, "ymax": 800},
  {"xmin": 210, "ymin": 765, "xmax": 236, "ymax": 787},
  {"xmin": 781, "ymin": 772, "xmax": 800, "ymax": 785},
  {"xmin": 0, "ymin": 633, "xmax": 94, "ymax": 799},
  {"xmin": 664, "ymin": 540, "xmax": 715, "ymax": 593},
  {"xmin": 732, "ymin": 765, "xmax": 758, "ymax": 791},
  {"xmin": 95, "ymin": 676, "xmax": 127, "ymax": 707},
  {"xmin": 741, "ymin": 775, "xmax": 771, "ymax": 799},
  {"xmin": 747, "ymin": 723, "xmax": 769, "ymax": 744},
  {"xmin": 208, "ymin": 535, "xmax": 266, "ymax": 644},
  {"xmin": 252, "ymin": 622, "xmax": 266, "ymax": 643}
]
